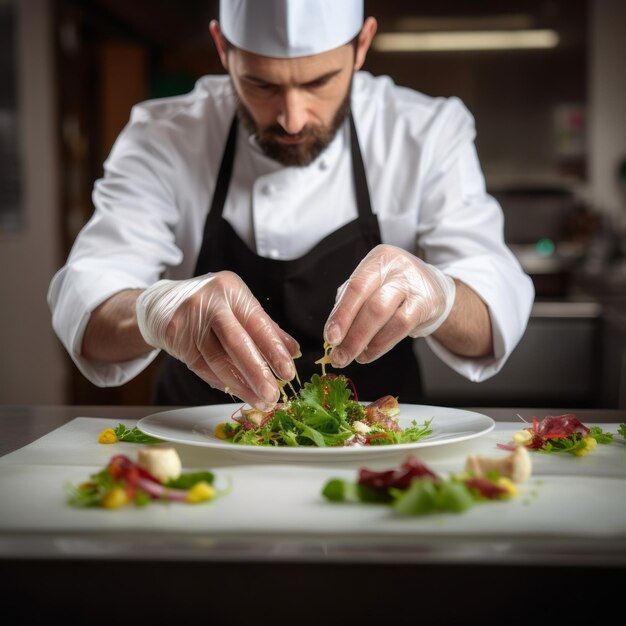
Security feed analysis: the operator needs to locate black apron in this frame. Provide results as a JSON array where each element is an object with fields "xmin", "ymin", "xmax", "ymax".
[{"xmin": 155, "ymin": 115, "xmax": 422, "ymax": 405}]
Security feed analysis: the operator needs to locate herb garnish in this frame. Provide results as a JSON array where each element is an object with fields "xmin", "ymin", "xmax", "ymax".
[{"xmin": 98, "ymin": 423, "xmax": 164, "ymax": 445}]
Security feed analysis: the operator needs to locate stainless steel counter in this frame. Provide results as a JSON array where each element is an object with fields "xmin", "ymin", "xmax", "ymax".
[{"xmin": 416, "ymin": 298, "xmax": 606, "ymax": 408}]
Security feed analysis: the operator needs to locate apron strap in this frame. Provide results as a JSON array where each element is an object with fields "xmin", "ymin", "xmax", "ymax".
[
  {"xmin": 348, "ymin": 114, "xmax": 374, "ymax": 221},
  {"xmin": 349, "ymin": 114, "xmax": 380, "ymax": 247}
]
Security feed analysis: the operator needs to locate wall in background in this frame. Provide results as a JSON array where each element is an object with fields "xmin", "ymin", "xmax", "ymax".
[
  {"xmin": 589, "ymin": 0, "xmax": 626, "ymax": 219},
  {"xmin": 364, "ymin": 0, "xmax": 588, "ymax": 191},
  {"xmin": 0, "ymin": 0, "xmax": 66, "ymax": 404}
]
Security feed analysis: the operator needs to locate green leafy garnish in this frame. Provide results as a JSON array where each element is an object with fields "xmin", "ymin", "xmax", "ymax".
[
  {"xmin": 332, "ymin": 478, "xmax": 481, "ymax": 515},
  {"xmin": 590, "ymin": 426, "xmax": 614, "ymax": 445},
  {"xmin": 66, "ymin": 468, "xmax": 113, "ymax": 508},
  {"xmin": 618, "ymin": 423, "xmax": 626, "ymax": 439},
  {"xmin": 322, "ymin": 479, "xmax": 392, "ymax": 504},
  {"xmin": 166, "ymin": 471, "xmax": 215, "ymax": 489},
  {"xmin": 392, "ymin": 478, "xmax": 476, "ymax": 515},
  {"xmin": 375, "ymin": 419, "xmax": 433, "ymax": 445},
  {"xmin": 113, "ymin": 423, "xmax": 164, "ymax": 444}
]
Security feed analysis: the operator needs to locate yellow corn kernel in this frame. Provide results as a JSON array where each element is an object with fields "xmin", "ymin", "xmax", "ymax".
[
  {"xmin": 214, "ymin": 423, "xmax": 229, "ymax": 440},
  {"xmin": 101, "ymin": 486, "xmax": 129, "ymax": 509},
  {"xmin": 574, "ymin": 436, "xmax": 597, "ymax": 457},
  {"xmin": 186, "ymin": 481, "xmax": 215, "ymax": 504},
  {"xmin": 98, "ymin": 428, "xmax": 118, "ymax": 444},
  {"xmin": 496, "ymin": 477, "xmax": 518, "ymax": 498}
]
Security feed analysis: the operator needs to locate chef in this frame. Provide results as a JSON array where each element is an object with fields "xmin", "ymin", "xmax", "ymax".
[{"xmin": 47, "ymin": 0, "xmax": 534, "ymax": 409}]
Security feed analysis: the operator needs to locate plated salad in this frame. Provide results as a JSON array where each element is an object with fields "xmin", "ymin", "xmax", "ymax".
[{"xmin": 215, "ymin": 373, "xmax": 432, "ymax": 448}]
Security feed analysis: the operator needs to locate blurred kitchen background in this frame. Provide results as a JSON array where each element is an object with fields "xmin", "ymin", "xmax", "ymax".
[{"xmin": 1, "ymin": 0, "xmax": 626, "ymax": 408}]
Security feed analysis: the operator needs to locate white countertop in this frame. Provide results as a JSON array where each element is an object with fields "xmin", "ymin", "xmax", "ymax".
[{"xmin": 1, "ymin": 416, "xmax": 624, "ymax": 564}]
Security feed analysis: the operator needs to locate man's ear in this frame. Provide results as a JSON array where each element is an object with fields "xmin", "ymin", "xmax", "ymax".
[
  {"xmin": 209, "ymin": 20, "xmax": 229, "ymax": 70},
  {"xmin": 354, "ymin": 17, "xmax": 377, "ymax": 71}
]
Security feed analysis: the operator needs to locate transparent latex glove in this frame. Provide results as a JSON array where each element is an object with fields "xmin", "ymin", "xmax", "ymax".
[
  {"xmin": 136, "ymin": 271, "xmax": 299, "ymax": 409},
  {"xmin": 323, "ymin": 244, "xmax": 456, "ymax": 367}
]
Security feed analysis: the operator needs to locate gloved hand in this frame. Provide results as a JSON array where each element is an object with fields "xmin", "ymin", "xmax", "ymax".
[
  {"xmin": 136, "ymin": 271, "xmax": 299, "ymax": 409},
  {"xmin": 323, "ymin": 244, "xmax": 456, "ymax": 367}
]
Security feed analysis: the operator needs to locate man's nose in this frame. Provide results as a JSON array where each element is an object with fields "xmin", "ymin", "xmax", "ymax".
[{"xmin": 276, "ymin": 89, "xmax": 307, "ymax": 135}]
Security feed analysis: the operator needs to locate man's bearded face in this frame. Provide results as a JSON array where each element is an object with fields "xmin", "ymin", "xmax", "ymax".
[{"xmin": 235, "ymin": 83, "xmax": 352, "ymax": 167}]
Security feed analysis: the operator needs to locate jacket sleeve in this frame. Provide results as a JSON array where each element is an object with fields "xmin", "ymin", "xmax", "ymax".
[
  {"xmin": 415, "ymin": 97, "xmax": 535, "ymax": 381},
  {"xmin": 46, "ymin": 109, "xmax": 184, "ymax": 387}
]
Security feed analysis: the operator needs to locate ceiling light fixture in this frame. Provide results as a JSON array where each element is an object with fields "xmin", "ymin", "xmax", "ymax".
[{"xmin": 372, "ymin": 29, "xmax": 559, "ymax": 52}]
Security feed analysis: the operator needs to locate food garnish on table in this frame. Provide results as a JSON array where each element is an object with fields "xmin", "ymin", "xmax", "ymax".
[
  {"xmin": 67, "ymin": 447, "xmax": 227, "ymax": 509},
  {"xmin": 499, "ymin": 414, "xmax": 614, "ymax": 456},
  {"xmin": 322, "ymin": 446, "xmax": 532, "ymax": 516},
  {"xmin": 98, "ymin": 423, "xmax": 164, "ymax": 445}
]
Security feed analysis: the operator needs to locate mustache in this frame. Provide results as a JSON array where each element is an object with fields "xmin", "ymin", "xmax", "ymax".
[{"xmin": 261, "ymin": 125, "xmax": 316, "ymax": 140}]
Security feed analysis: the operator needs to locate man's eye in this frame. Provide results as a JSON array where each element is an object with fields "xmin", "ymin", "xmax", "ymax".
[
  {"xmin": 306, "ymin": 78, "xmax": 329, "ymax": 89},
  {"xmin": 244, "ymin": 82, "xmax": 274, "ymax": 94},
  {"xmin": 251, "ymin": 83, "xmax": 278, "ymax": 92}
]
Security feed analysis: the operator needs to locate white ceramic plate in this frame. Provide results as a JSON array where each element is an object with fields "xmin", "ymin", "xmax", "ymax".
[{"xmin": 137, "ymin": 404, "xmax": 495, "ymax": 461}]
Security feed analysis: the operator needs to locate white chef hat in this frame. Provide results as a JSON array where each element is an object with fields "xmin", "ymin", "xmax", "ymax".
[{"xmin": 219, "ymin": 0, "xmax": 364, "ymax": 59}]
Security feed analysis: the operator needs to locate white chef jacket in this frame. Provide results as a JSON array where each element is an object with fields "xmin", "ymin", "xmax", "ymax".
[{"xmin": 47, "ymin": 71, "xmax": 535, "ymax": 388}]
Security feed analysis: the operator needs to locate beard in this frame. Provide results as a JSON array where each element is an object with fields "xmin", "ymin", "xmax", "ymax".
[{"xmin": 234, "ymin": 81, "xmax": 352, "ymax": 167}]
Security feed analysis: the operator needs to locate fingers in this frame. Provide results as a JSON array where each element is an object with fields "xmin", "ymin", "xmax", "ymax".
[
  {"xmin": 355, "ymin": 298, "xmax": 425, "ymax": 363},
  {"xmin": 232, "ymin": 306, "xmax": 296, "ymax": 381},
  {"xmin": 213, "ymin": 272, "xmax": 297, "ymax": 382},
  {"xmin": 324, "ymin": 263, "xmax": 382, "ymax": 348},
  {"xmin": 189, "ymin": 327, "xmax": 279, "ymax": 410},
  {"xmin": 195, "ymin": 293, "xmax": 294, "ymax": 406},
  {"xmin": 160, "ymin": 271, "xmax": 298, "ymax": 408},
  {"xmin": 329, "ymin": 282, "xmax": 408, "ymax": 366},
  {"xmin": 323, "ymin": 245, "xmax": 448, "ymax": 368},
  {"xmin": 273, "ymin": 323, "xmax": 301, "ymax": 359},
  {"xmin": 212, "ymin": 316, "xmax": 283, "ymax": 404},
  {"xmin": 324, "ymin": 245, "xmax": 402, "ymax": 366}
]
